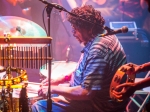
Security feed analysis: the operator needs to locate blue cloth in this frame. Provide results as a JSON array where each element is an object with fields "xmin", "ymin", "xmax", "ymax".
[
  {"xmin": 31, "ymin": 99, "xmax": 97, "ymax": 112},
  {"xmin": 32, "ymin": 35, "xmax": 127, "ymax": 112}
]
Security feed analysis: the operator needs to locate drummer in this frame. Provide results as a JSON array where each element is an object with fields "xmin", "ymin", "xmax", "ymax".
[{"xmin": 32, "ymin": 5, "xmax": 128, "ymax": 112}]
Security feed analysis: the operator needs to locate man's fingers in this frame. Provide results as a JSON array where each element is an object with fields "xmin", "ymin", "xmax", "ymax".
[
  {"xmin": 115, "ymin": 84, "xmax": 126, "ymax": 90},
  {"xmin": 112, "ymin": 92, "xmax": 122, "ymax": 99},
  {"xmin": 115, "ymin": 83, "xmax": 133, "ymax": 90},
  {"xmin": 40, "ymin": 86, "xmax": 48, "ymax": 95},
  {"xmin": 126, "ymin": 63, "xmax": 133, "ymax": 67},
  {"xmin": 112, "ymin": 90, "xmax": 120, "ymax": 95}
]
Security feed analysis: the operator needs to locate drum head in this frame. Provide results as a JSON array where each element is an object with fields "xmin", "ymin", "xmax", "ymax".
[
  {"xmin": 40, "ymin": 61, "xmax": 77, "ymax": 79},
  {"xmin": 13, "ymin": 83, "xmax": 40, "ymax": 98}
]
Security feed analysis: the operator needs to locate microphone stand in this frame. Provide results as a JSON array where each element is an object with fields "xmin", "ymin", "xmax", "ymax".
[{"xmin": 46, "ymin": 4, "xmax": 53, "ymax": 112}]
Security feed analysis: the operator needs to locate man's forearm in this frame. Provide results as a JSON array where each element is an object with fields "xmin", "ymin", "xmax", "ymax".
[
  {"xmin": 138, "ymin": 62, "xmax": 150, "ymax": 73},
  {"xmin": 51, "ymin": 85, "xmax": 91, "ymax": 100},
  {"xmin": 135, "ymin": 77, "xmax": 150, "ymax": 90}
]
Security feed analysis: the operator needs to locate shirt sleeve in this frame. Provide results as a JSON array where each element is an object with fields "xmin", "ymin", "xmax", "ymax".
[{"xmin": 81, "ymin": 53, "xmax": 109, "ymax": 90}]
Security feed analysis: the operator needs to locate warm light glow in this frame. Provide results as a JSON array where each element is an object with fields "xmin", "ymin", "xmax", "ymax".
[
  {"xmin": 7, "ymin": 0, "xmax": 17, "ymax": 6},
  {"xmin": 0, "ymin": 81, "xmax": 4, "ymax": 86},
  {"xmin": 0, "ymin": 68, "xmax": 28, "ymax": 86}
]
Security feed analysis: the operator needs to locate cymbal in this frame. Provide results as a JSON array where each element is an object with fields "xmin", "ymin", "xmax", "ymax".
[{"xmin": 0, "ymin": 16, "xmax": 47, "ymax": 37}]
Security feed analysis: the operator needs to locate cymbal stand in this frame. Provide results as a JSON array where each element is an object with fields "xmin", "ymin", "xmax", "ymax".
[
  {"xmin": 1, "ymin": 87, "xmax": 9, "ymax": 112},
  {"xmin": 0, "ymin": 34, "xmax": 16, "ymax": 112}
]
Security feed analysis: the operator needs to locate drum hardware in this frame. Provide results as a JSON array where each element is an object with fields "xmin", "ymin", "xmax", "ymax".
[
  {"xmin": 0, "ymin": 86, "xmax": 13, "ymax": 112},
  {"xmin": 110, "ymin": 64, "xmax": 136, "ymax": 102},
  {"xmin": 19, "ymin": 85, "xmax": 29, "ymax": 112},
  {"xmin": 0, "ymin": 33, "xmax": 52, "ymax": 112}
]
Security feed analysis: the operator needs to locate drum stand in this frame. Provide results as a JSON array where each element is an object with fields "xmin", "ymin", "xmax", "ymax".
[
  {"xmin": 0, "ymin": 34, "xmax": 52, "ymax": 112},
  {"xmin": 1, "ymin": 87, "xmax": 10, "ymax": 112}
]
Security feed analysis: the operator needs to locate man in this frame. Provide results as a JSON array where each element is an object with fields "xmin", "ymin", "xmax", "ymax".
[{"xmin": 32, "ymin": 5, "xmax": 127, "ymax": 112}]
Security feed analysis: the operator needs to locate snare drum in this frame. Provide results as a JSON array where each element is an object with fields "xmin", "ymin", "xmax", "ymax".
[
  {"xmin": 12, "ymin": 82, "xmax": 42, "ymax": 112},
  {"xmin": 40, "ymin": 61, "xmax": 77, "ymax": 79}
]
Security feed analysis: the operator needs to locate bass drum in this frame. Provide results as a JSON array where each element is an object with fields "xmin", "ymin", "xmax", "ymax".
[{"xmin": 40, "ymin": 61, "xmax": 77, "ymax": 79}]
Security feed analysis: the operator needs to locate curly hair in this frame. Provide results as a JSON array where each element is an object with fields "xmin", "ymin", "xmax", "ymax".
[{"xmin": 67, "ymin": 5, "xmax": 105, "ymax": 36}]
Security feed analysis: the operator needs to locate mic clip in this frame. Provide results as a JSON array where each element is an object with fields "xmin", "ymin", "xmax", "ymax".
[{"xmin": 104, "ymin": 26, "xmax": 114, "ymax": 34}]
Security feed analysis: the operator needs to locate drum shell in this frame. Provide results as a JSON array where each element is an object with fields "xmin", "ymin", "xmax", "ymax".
[{"xmin": 12, "ymin": 82, "xmax": 42, "ymax": 112}]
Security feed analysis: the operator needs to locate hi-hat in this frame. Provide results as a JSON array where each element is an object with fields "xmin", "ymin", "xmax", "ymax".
[{"xmin": 0, "ymin": 16, "xmax": 47, "ymax": 37}]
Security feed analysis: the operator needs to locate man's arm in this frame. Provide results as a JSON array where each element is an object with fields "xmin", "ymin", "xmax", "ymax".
[
  {"xmin": 51, "ymin": 85, "xmax": 96, "ymax": 100},
  {"xmin": 120, "ymin": 62, "xmax": 150, "ymax": 75},
  {"xmin": 138, "ymin": 62, "xmax": 150, "ymax": 73},
  {"xmin": 134, "ymin": 77, "xmax": 150, "ymax": 90},
  {"xmin": 112, "ymin": 77, "xmax": 150, "ymax": 101},
  {"xmin": 41, "ymin": 72, "xmax": 73, "ymax": 86}
]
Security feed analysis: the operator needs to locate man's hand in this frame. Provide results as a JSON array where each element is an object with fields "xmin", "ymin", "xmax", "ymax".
[
  {"xmin": 119, "ymin": 63, "xmax": 140, "ymax": 75},
  {"xmin": 41, "ymin": 75, "xmax": 66, "ymax": 86},
  {"xmin": 112, "ymin": 82, "xmax": 136, "ymax": 101},
  {"xmin": 39, "ymin": 75, "xmax": 68, "ymax": 97},
  {"xmin": 38, "ymin": 85, "xmax": 48, "ymax": 98}
]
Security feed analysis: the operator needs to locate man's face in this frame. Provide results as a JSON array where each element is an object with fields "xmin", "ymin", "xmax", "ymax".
[{"xmin": 71, "ymin": 24, "xmax": 89, "ymax": 44}]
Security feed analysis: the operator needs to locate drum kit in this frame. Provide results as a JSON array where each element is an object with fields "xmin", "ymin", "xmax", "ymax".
[{"xmin": 0, "ymin": 16, "xmax": 77, "ymax": 112}]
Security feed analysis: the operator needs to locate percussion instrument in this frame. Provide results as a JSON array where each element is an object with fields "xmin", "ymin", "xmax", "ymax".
[
  {"xmin": 12, "ymin": 82, "xmax": 42, "ymax": 112},
  {"xmin": 40, "ymin": 61, "xmax": 77, "ymax": 79},
  {"xmin": 0, "ymin": 37, "xmax": 52, "ymax": 69},
  {"xmin": 0, "ymin": 16, "xmax": 52, "ymax": 112},
  {"xmin": 109, "ymin": 64, "xmax": 136, "ymax": 102},
  {"xmin": 0, "ymin": 16, "xmax": 47, "ymax": 37},
  {"xmin": 0, "ymin": 16, "xmax": 47, "ymax": 48}
]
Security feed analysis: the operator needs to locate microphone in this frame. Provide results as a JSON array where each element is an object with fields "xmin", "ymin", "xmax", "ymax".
[{"xmin": 100, "ymin": 26, "xmax": 128, "ymax": 37}]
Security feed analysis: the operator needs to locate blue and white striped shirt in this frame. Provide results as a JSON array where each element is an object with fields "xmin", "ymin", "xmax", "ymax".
[{"xmin": 70, "ymin": 35, "xmax": 127, "ymax": 112}]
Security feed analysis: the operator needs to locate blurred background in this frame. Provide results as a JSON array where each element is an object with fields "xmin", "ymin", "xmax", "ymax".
[{"xmin": 0, "ymin": 0, "xmax": 150, "ymax": 82}]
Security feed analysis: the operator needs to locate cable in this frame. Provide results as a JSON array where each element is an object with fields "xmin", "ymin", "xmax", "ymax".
[{"xmin": 42, "ymin": 6, "xmax": 48, "ymax": 36}]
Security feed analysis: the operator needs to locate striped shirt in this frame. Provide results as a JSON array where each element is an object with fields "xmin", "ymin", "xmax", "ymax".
[{"xmin": 70, "ymin": 35, "xmax": 128, "ymax": 112}]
